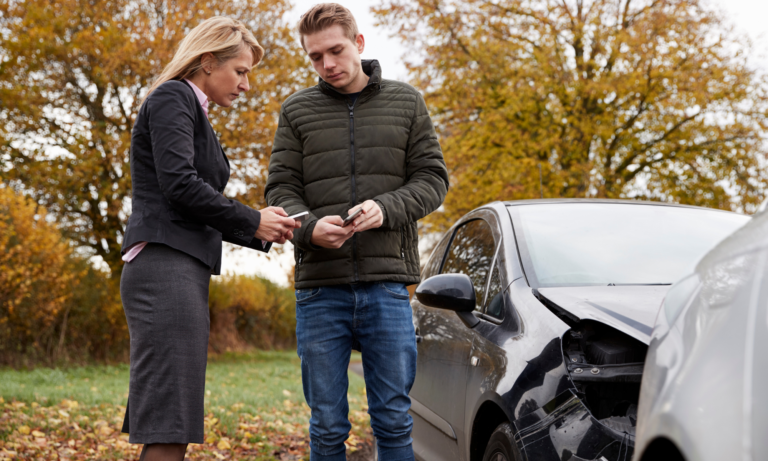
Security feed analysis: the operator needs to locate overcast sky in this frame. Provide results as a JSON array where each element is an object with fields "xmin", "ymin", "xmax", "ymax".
[{"xmin": 223, "ymin": 0, "xmax": 768, "ymax": 286}]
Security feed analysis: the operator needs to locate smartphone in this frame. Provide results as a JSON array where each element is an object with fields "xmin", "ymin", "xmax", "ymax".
[
  {"xmin": 288, "ymin": 211, "xmax": 309, "ymax": 222},
  {"xmin": 343, "ymin": 208, "xmax": 363, "ymax": 227}
]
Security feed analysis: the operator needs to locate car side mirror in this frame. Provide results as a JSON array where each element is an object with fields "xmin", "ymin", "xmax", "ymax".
[{"xmin": 415, "ymin": 274, "xmax": 480, "ymax": 328}]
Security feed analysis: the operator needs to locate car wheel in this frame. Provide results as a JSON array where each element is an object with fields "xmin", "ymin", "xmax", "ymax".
[{"xmin": 482, "ymin": 422, "xmax": 521, "ymax": 461}]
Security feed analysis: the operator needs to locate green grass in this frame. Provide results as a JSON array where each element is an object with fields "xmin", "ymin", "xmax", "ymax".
[
  {"xmin": 0, "ymin": 351, "xmax": 371, "ymax": 459},
  {"xmin": 0, "ymin": 350, "xmax": 368, "ymax": 435}
]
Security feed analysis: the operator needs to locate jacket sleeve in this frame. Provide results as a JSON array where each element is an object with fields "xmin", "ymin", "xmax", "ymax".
[
  {"xmin": 265, "ymin": 105, "xmax": 319, "ymax": 250},
  {"xmin": 146, "ymin": 82, "xmax": 265, "ymax": 249},
  {"xmin": 373, "ymin": 92, "xmax": 449, "ymax": 229}
]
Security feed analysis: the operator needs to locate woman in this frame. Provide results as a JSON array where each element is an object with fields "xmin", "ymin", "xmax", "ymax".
[{"xmin": 119, "ymin": 17, "xmax": 298, "ymax": 461}]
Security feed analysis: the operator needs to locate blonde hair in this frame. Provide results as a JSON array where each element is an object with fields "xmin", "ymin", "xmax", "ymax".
[
  {"xmin": 144, "ymin": 17, "xmax": 264, "ymax": 101},
  {"xmin": 298, "ymin": 3, "xmax": 359, "ymax": 50}
]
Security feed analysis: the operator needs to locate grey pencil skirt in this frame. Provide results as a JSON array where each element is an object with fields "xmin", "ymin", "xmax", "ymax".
[{"xmin": 120, "ymin": 243, "xmax": 211, "ymax": 444}]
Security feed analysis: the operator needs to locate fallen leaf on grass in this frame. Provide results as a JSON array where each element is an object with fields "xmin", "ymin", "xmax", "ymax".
[
  {"xmin": 0, "ymin": 398, "xmax": 372, "ymax": 460},
  {"xmin": 217, "ymin": 438, "xmax": 231, "ymax": 450}
]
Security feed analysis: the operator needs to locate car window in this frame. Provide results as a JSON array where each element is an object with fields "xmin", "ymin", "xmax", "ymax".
[
  {"xmin": 484, "ymin": 263, "xmax": 504, "ymax": 319},
  {"xmin": 441, "ymin": 219, "xmax": 497, "ymax": 311},
  {"xmin": 422, "ymin": 231, "xmax": 453, "ymax": 279},
  {"xmin": 511, "ymin": 203, "xmax": 750, "ymax": 287}
]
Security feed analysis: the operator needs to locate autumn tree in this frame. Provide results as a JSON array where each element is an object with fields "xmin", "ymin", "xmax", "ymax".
[
  {"xmin": 0, "ymin": 186, "xmax": 81, "ymax": 361},
  {"xmin": 374, "ymin": 0, "xmax": 768, "ymax": 230},
  {"xmin": 0, "ymin": 0, "xmax": 313, "ymax": 275}
]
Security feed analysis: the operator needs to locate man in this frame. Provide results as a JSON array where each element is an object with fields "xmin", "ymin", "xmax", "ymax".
[{"xmin": 265, "ymin": 3, "xmax": 449, "ymax": 460}]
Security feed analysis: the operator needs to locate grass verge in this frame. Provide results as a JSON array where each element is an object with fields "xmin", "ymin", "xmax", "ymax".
[{"xmin": 0, "ymin": 350, "xmax": 370, "ymax": 460}]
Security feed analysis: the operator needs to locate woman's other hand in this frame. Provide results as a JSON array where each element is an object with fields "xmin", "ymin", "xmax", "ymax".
[{"xmin": 256, "ymin": 207, "xmax": 299, "ymax": 244}]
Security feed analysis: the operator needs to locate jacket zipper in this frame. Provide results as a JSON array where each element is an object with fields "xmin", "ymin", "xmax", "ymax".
[
  {"xmin": 348, "ymin": 100, "xmax": 359, "ymax": 281},
  {"xmin": 294, "ymin": 249, "xmax": 303, "ymax": 283},
  {"xmin": 400, "ymin": 227, "xmax": 406, "ymax": 259}
]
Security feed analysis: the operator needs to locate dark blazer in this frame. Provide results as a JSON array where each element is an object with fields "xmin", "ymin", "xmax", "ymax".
[{"xmin": 122, "ymin": 79, "xmax": 269, "ymax": 274}]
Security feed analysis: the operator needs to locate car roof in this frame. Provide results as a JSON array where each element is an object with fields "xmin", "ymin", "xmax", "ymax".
[{"xmin": 503, "ymin": 198, "xmax": 742, "ymax": 215}]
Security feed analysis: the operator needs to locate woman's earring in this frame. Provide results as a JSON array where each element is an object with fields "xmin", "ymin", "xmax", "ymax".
[{"xmin": 205, "ymin": 69, "xmax": 211, "ymax": 75}]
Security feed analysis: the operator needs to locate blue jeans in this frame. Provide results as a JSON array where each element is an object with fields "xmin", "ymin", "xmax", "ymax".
[{"xmin": 295, "ymin": 282, "xmax": 417, "ymax": 461}]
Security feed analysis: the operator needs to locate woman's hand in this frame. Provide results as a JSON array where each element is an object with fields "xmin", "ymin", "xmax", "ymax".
[{"xmin": 255, "ymin": 207, "xmax": 301, "ymax": 244}]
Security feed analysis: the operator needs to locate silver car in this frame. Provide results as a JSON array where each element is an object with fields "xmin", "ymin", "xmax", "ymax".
[{"xmin": 634, "ymin": 207, "xmax": 767, "ymax": 461}]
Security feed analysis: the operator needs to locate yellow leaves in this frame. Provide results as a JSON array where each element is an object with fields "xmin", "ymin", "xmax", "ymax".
[
  {"xmin": 377, "ymin": 0, "xmax": 768, "ymax": 220},
  {"xmin": 1, "ymin": 399, "xmax": 149, "ymax": 459},
  {"xmin": 1, "ymin": 0, "xmax": 314, "ymax": 281},
  {"xmin": 345, "ymin": 433, "xmax": 362, "ymax": 452},
  {"xmin": 95, "ymin": 422, "xmax": 113, "ymax": 437},
  {"xmin": 216, "ymin": 438, "xmax": 231, "ymax": 450},
  {"xmin": 61, "ymin": 399, "xmax": 79, "ymax": 409},
  {"xmin": 282, "ymin": 389, "xmax": 291, "ymax": 397}
]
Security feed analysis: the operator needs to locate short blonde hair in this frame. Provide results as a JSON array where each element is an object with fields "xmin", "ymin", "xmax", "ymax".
[
  {"xmin": 145, "ymin": 17, "xmax": 264, "ymax": 100},
  {"xmin": 298, "ymin": 3, "xmax": 359, "ymax": 50}
]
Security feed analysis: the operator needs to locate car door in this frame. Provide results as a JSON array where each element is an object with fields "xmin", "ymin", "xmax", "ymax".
[{"xmin": 410, "ymin": 215, "xmax": 499, "ymax": 461}]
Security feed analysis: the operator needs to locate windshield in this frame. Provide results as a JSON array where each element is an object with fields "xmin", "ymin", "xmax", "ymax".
[{"xmin": 510, "ymin": 203, "xmax": 750, "ymax": 287}]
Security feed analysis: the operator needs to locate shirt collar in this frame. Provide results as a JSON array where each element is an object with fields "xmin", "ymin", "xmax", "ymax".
[{"xmin": 184, "ymin": 79, "xmax": 209, "ymax": 118}]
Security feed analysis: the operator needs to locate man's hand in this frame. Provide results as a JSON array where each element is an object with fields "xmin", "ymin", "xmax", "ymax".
[
  {"xmin": 255, "ymin": 207, "xmax": 300, "ymax": 244},
  {"xmin": 310, "ymin": 216, "xmax": 355, "ymax": 249},
  {"xmin": 347, "ymin": 200, "xmax": 384, "ymax": 232}
]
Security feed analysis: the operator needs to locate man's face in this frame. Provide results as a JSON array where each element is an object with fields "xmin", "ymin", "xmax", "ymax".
[{"xmin": 303, "ymin": 24, "xmax": 366, "ymax": 94}]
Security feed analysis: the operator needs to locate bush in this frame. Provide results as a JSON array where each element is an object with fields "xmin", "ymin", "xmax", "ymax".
[
  {"xmin": 208, "ymin": 275, "xmax": 296, "ymax": 352},
  {"xmin": 0, "ymin": 187, "xmax": 297, "ymax": 365},
  {"xmin": 58, "ymin": 262, "xmax": 128, "ymax": 364},
  {"xmin": 0, "ymin": 187, "xmax": 81, "ymax": 365}
]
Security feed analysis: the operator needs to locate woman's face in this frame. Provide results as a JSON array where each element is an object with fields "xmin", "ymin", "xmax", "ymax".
[{"xmin": 203, "ymin": 48, "xmax": 253, "ymax": 108}]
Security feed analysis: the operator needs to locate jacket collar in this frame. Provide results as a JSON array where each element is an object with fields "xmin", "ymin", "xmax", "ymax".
[{"xmin": 318, "ymin": 59, "xmax": 382, "ymax": 102}]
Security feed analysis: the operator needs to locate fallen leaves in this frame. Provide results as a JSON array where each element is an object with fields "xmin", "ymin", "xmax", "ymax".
[{"xmin": 0, "ymin": 397, "xmax": 373, "ymax": 460}]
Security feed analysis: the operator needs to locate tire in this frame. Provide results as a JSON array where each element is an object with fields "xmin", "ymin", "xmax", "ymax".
[{"xmin": 482, "ymin": 422, "xmax": 522, "ymax": 461}]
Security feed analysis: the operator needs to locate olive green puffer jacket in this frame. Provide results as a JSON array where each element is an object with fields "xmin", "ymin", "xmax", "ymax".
[{"xmin": 265, "ymin": 60, "xmax": 449, "ymax": 289}]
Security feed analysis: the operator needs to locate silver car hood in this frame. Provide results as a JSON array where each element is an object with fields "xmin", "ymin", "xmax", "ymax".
[{"xmin": 537, "ymin": 286, "xmax": 671, "ymax": 344}]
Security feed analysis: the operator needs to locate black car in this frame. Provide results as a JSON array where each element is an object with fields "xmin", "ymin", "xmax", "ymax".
[{"xmin": 407, "ymin": 199, "xmax": 749, "ymax": 461}]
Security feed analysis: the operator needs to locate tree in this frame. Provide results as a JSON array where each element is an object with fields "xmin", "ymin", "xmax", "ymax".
[
  {"xmin": 0, "ymin": 0, "xmax": 313, "ymax": 275},
  {"xmin": 374, "ymin": 0, "xmax": 768, "ymax": 230},
  {"xmin": 0, "ymin": 186, "xmax": 80, "ymax": 362}
]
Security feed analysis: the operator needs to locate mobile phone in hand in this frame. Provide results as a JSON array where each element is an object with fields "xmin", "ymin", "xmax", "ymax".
[
  {"xmin": 343, "ymin": 208, "xmax": 363, "ymax": 227},
  {"xmin": 288, "ymin": 211, "xmax": 309, "ymax": 222}
]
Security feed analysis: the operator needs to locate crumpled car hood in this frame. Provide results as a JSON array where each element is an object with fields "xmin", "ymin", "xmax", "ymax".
[{"xmin": 537, "ymin": 285, "xmax": 671, "ymax": 344}]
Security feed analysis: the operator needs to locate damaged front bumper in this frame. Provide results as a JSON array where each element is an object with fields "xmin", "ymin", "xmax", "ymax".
[{"xmin": 513, "ymin": 389, "xmax": 635, "ymax": 461}]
